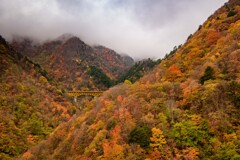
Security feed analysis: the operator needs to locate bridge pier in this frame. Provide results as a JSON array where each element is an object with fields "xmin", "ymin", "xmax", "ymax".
[{"xmin": 74, "ymin": 96, "xmax": 77, "ymax": 102}]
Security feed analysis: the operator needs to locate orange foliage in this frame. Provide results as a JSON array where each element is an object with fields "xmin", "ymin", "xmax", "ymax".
[
  {"xmin": 27, "ymin": 135, "xmax": 39, "ymax": 142},
  {"xmin": 22, "ymin": 151, "xmax": 33, "ymax": 159},
  {"xmin": 175, "ymin": 147, "xmax": 199, "ymax": 160},
  {"xmin": 148, "ymin": 150, "xmax": 161, "ymax": 160},
  {"xmin": 5, "ymin": 1, "xmax": 240, "ymax": 159},
  {"xmin": 182, "ymin": 147, "xmax": 199, "ymax": 160},
  {"xmin": 51, "ymin": 101, "xmax": 71, "ymax": 119},
  {"xmin": 205, "ymin": 29, "xmax": 221, "ymax": 46},
  {"xmin": 179, "ymin": 79, "xmax": 201, "ymax": 107},
  {"xmin": 102, "ymin": 125, "xmax": 124, "ymax": 159},
  {"xmin": 166, "ymin": 64, "xmax": 183, "ymax": 81},
  {"xmin": 111, "ymin": 125, "xmax": 121, "ymax": 143},
  {"xmin": 102, "ymin": 140, "xmax": 124, "ymax": 160},
  {"xmin": 117, "ymin": 95, "xmax": 123, "ymax": 103}
]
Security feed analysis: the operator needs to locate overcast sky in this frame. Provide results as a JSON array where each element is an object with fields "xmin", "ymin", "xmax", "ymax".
[{"xmin": 0, "ymin": 0, "xmax": 227, "ymax": 59}]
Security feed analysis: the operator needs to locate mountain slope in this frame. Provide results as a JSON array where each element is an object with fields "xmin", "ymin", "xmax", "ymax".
[
  {"xmin": 12, "ymin": 36, "xmax": 134, "ymax": 90},
  {"xmin": 0, "ymin": 36, "xmax": 77, "ymax": 160},
  {"xmin": 117, "ymin": 58, "xmax": 161, "ymax": 83},
  {"xmin": 19, "ymin": 0, "xmax": 240, "ymax": 159}
]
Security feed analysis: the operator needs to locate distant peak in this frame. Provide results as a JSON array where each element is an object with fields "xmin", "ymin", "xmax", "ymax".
[
  {"xmin": 55, "ymin": 33, "xmax": 74, "ymax": 43},
  {"xmin": 93, "ymin": 45, "xmax": 106, "ymax": 49},
  {"xmin": 65, "ymin": 36, "xmax": 86, "ymax": 45},
  {"xmin": 93, "ymin": 45, "xmax": 113, "ymax": 52}
]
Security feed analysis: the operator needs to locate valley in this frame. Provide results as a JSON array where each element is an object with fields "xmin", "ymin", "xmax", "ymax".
[{"xmin": 0, "ymin": 0, "xmax": 240, "ymax": 159}]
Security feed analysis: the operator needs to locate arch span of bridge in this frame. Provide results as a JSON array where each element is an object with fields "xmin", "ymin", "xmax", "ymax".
[{"xmin": 68, "ymin": 91, "xmax": 103, "ymax": 102}]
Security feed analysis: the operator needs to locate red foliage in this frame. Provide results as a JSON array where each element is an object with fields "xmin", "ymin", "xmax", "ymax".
[{"xmin": 205, "ymin": 29, "xmax": 221, "ymax": 46}]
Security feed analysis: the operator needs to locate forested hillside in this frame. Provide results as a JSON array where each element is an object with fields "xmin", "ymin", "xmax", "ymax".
[
  {"xmin": 19, "ymin": 0, "xmax": 240, "ymax": 159},
  {"xmin": 118, "ymin": 58, "xmax": 161, "ymax": 83},
  {"xmin": 0, "ymin": 36, "xmax": 77, "ymax": 159},
  {"xmin": 12, "ymin": 36, "xmax": 134, "ymax": 90}
]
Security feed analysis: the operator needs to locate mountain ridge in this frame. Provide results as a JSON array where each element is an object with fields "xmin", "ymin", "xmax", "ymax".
[
  {"xmin": 17, "ymin": 0, "xmax": 240, "ymax": 159},
  {"xmin": 11, "ymin": 35, "xmax": 134, "ymax": 90}
]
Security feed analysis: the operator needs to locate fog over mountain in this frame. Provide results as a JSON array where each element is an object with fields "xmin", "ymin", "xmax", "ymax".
[{"xmin": 0, "ymin": 0, "xmax": 227, "ymax": 59}]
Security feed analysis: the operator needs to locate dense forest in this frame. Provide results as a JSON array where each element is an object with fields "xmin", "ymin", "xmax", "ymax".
[
  {"xmin": 11, "ymin": 36, "xmax": 134, "ymax": 91},
  {"xmin": 0, "ymin": 0, "xmax": 240, "ymax": 159},
  {"xmin": 0, "ymin": 36, "xmax": 77, "ymax": 159}
]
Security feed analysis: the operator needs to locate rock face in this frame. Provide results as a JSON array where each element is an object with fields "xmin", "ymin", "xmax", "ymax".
[
  {"xmin": 12, "ymin": 35, "xmax": 134, "ymax": 90},
  {"xmin": 17, "ymin": 0, "xmax": 240, "ymax": 160}
]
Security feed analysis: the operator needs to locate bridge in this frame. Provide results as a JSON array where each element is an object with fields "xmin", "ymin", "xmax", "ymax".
[{"xmin": 68, "ymin": 91, "xmax": 104, "ymax": 102}]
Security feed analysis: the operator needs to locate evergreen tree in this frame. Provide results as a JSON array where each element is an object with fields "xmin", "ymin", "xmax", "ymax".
[{"xmin": 199, "ymin": 66, "xmax": 215, "ymax": 84}]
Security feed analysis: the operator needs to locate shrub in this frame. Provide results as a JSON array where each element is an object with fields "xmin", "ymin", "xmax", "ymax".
[
  {"xmin": 128, "ymin": 125, "xmax": 152, "ymax": 149},
  {"xmin": 199, "ymin": 66, "xmax": 215, "ymax": 85},
  {"xmin": 87, "ymin": 66, "xmax": 113, "ymax": 88},
  {"xmin": 228, "ymin": 81, "xmax": 240, "ymax": 108},
  {"xmin": 227, "ymin": 10, "xmax": 237, "ymax": 17}
]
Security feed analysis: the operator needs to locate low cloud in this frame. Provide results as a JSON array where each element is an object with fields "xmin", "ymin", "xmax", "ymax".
[{"xmin": 0, "ymin": 0, "xmax": 227, "ymax": 59}]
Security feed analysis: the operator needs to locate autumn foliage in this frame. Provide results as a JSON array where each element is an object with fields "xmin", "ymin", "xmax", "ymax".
[{"xmin": 2, "ymin": 0, "xmax": 240, "ymax": 159}]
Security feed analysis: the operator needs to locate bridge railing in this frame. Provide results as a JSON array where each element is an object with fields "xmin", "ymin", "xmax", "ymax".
[{"xmin": 67, "ymin": 91, "xmax": 104, "ymax": 102}]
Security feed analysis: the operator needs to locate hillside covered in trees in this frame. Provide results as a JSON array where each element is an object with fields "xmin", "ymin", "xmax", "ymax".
[
  {"xmin": 11, "ymin": 35, "xmax": 134, "ymax": 91},
  {"xmin": 118, "ymin": 58, "xmax": 161, "ymax": 84},
  {"xmin": 17, "ymin": 0, "xmax": 240, "ymax": 159},
  {"xmin": 0, "ymin": 36, "xmax": 77, "ymax": 159}
]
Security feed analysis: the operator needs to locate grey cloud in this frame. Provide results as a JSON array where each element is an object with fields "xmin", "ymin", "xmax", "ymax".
[{"xmin": 0, "ymin": 0, "xmax": 227, "ymax": 59}]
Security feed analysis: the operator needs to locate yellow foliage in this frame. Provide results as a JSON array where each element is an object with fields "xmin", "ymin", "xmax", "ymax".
[
  {"xmin": 89, "ymin": 120, "xmax": 105, "ymax": 131},
  {"xmin": 124, "ymin": 79, "xmax": 132, "ymax": 85},
  {"xmin": 84, "ymin": 129, "xmax": 107, "ymax": 156},
  {"xmin": 39, "ymin": 76, "xmax": 48, "ymax": 85},
  {"xmin": 224, "ymin": 133, "xmax": 238, "ymax": 141},
  {"xmin": 150, "ymin": 128, "xmax": 166, "ymax": 150},
  {"xmin": 190, "ymin": 114, "xmax": 202, "ymax": 126}
]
